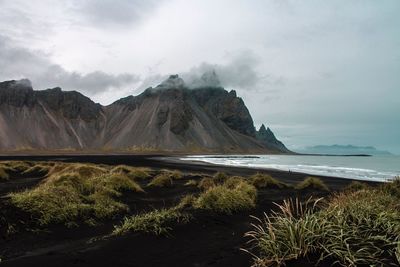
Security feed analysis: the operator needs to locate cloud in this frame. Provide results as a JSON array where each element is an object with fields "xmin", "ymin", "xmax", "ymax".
[
  {"xmin": 0, "ymin": 35, "xmax": 140, "ymax": 96},
  {"xmin": 72, "ymin": 0, "xmax": 163, "ymax": 27}
]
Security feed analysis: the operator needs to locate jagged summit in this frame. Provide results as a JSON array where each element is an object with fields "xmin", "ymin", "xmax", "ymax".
[
  {"xmin": 0, "ymin": 78, "xmax": 290, "ymax": 153},
  {"xmin": 256, "ymin": 124, "xmax": 290, "ymax": 153}
]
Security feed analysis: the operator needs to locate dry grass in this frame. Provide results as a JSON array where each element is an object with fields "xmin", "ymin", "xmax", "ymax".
[
  {"xmin": 9, "ymin": 163, "xmax": 144, "ymax": 226},
  {"xmin": 112, "ymin": 207, "xmax": 191, "ymax": 236},
  {"xmin": 250, "ymin": 173, "xmax": 289, "ymax": 189},
  {"xmin": 111, "ymin": 165, "xmax": 151, "ymax": 180},
  {"xmin": 213, "ymin": 172, "xmax": 228, "ymax": 183},
  {"xmin": 194, "ymin": 179, "xmax": 257, "ymax": 214},
  {"xmin": 197, "ymin": 177, "xmax": 215, "ymax": 190},
  {"xmin": 295, "ymin": 176, "xmax": 329, "ymax": 191},
  {"xmin": 147, "ymin": 174, "xmax": 173, "ymax": 188},
  {"xmin": 344, "ymin": 180, "xmax": 370, "ymax": 192}
]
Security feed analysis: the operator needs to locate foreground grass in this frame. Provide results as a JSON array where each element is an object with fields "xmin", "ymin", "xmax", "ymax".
[
  {"xmin": 8, "ymin": 162, "xmax": 146, "ymax": 226},
  {"xmin": 245, "ymin": 178, "xmax": 400, "ymax": 266},
  {"xmin": 112, "ymin": 207, "xmax": 191, "ymax": 236}
]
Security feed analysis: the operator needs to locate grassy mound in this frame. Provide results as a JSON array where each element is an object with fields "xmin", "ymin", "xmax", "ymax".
[
  {"xmin": 111, "ymin": 165, "xmax": 151, "ymax": 180},
  {"xmin": 147, "ymin": 174, "xmax": 173, "ymax": 188},
  {"xmin": 194, "ymin": 179, "xmax": 257, "ymax": 214},
  {"xmin": 295, "ymin": 176, "xmax": 329, "ymax": 191},
  {"xmin": 112, "ymin": 207, "xmax": 191, "ymax": 236},
  {"xmin": 9, "ymin": 163, "xmax": 144, "ymax": 226},
  {"xmin": 250, "ymin": 173, "xmax": 288, "ymax": 189},
  {"xmin": 245, "ymin": 179, "xmax": 400, "ymax": 266}
]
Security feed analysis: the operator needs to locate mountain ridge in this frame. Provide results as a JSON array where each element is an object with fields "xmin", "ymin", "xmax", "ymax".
[{"xmin": 0, "ymin": 76, "xmax": 290, "ymax": 153}]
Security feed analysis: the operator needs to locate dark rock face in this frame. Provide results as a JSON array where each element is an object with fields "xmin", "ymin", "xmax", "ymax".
[
  {"xmin": 191, "ymin": 87, "xmax": 256, "ymax": 137},
  {"xmin": 256, "ymin": 124, "xmax": 290, "ymax": 152},
  {"xmin": 0, "ymin": 77, "xmax": 290, "ymax": 153}
]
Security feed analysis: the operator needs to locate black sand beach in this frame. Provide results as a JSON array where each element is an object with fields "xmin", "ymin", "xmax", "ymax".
[{"xmin": 0, "ymin": 155, "xmax": 377, "ymax": 267}]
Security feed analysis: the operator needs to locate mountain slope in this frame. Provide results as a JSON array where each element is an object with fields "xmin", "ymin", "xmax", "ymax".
[{"xmin": 0, "ymin": 76, "xmax": 289, "ymax": 153}]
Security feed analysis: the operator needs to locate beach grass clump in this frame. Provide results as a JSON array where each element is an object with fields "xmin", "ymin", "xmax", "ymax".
[
  {"xmin": 9, "ymin": 164, "xmax": 143, "ymax": 226},
  {"xmin": 194, "ymin": 180, "xmax": 257, "ymax": 214},
  {"xmin": 147, "ymin": 174, "xmax": 173, "ymax": 188},
  {"xmin": 111, "ymin": 165, "xmax": 151, "ymax": 180},
  {"xmin": 344, "ymin": 180, "xmax": 370, "ymax": 192},
  {"xmin": 250, "ymin": 173, "xmax": 289, "ymax": 189},
  {"xmin": 0, "ymin": 166, "xmax": 10, "ymax": 181},
  {"xmin": 197, "ymin": 177, "xmax": 215, "ymax": 190},
  {"xmin": 184, "ymin": 179, "xmax": 197, "ymax": 186},
  {"xmin": 245, "ymin": 184, "xmax": 400, "ymax": 266},
  {"xmin": 295, "ymin": 176, "xmax": 329, "ymax": 191},
  {"xmin": 112, "ymin": 207, "xmax": 191, "ymax": 236},
  {"xmin": 213, "ymin": 172, "xmax": 228, "ymax": 183}
]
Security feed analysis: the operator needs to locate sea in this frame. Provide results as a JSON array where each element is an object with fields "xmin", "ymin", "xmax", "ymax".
[{"xmin": 180, "ymin": 154, "xmax": 400, "ymax": 182}]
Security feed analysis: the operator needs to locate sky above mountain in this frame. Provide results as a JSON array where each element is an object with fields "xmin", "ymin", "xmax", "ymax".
[{"xmin": 0, "ymin": 0, "xmax": 399, "ymax": 153}]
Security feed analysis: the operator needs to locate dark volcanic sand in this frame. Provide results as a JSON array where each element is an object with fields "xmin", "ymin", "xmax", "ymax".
[{"xmin": 0, "ymin": 155, "xmax": 376, "ymax": 267}]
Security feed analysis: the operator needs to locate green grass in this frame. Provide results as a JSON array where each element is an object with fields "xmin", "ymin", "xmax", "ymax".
[
  {"xmin": 194, "ymin": 179, "xmax": 257, "ymax": 214},
  {"xmin": 244, "ymin": 181, "xmax": 400, "ymax": 266},
  {"xmin": 295, "ymin": 176, "xmax": 329, "ymax": 191},
  {"xmin": 250, "ymin": 173, "xmax": 289, "ymax": 189},
  {"xmin": 147, "ymin": 174, "xmax": 173, "ymax": 188},
  {"xmin": 9, "ymin": 163, "xmax": 144, "ymax": 226},
  {"xmin": 112, "ymin": 207, "xmax": 191, "ymax": 236}
]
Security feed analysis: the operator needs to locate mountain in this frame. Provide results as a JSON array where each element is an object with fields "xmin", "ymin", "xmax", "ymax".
[
  {"xmin": 0, "ymin": 76, "xmax": 290, "ymax": 153},
  {"xmin": 255, "ymin": 124, "xmax": 291, "ymax": 153},
  {"xmin": 298, "ymin": 144, "xmax": 392, "ymax": 155}
]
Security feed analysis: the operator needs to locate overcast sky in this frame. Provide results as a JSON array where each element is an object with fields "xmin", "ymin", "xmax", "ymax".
[{"xmin": 0, "ymin": 0, "xmax": 399, "ymax": 153}]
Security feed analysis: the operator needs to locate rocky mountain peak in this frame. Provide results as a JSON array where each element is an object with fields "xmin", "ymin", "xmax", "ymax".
[
  {"xmin": 157, "ymin": 74, "xmax": 185, "ymax": 89},
  {"xmin": 256, "ymin": 124, "xmax": 290, "ymax": 152}
]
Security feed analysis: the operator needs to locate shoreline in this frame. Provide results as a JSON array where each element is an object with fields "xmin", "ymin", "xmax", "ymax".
[{"xmin": 0, "ymin": 154, "xmax": 380, "ymax": 189}]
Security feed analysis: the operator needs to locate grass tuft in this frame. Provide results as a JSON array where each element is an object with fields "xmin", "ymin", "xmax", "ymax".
[
  {"xmin": 245, "ymin": 182, "xmax": 400, "ymax": 266},
  {"xmin": 295, "ymin": 176, "xmax": 329, "ymax": 191},
  {"xmin": 112, "ymin": 208, "xmax": 191, "ymax": 236},
  {"xmin": 344, "ymin": 180, "xmax": 370, "ymax": 192},
  {"xmin": 9, "ymin": 164, "xmax": 143, "ymax": 226},
  {"xmin": 213, "ymin": 172, "xmax": 228, "ymax": 183},
  {"xmin": 147, "ymin": 174, "xmax": 173, "ymax": 188},
  {"xmin": 111, "ymin": 165, "xmax": 151, "ymax": 180},
  {"xmin": 197, "ymin": 177, "xmax": 215, "ymax": 190},
  {"xmin": 194, "ymin": 180, "xmax": 257, "ymax": 214},
  {"xmin": 250, "ymin": 173, "xmax": 289, "ymax": 189}
]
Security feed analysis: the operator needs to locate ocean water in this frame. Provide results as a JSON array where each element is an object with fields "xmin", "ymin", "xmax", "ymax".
[{"xmin": 180, "ymin": 154, "xmax": 400, "ymax": 182}]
